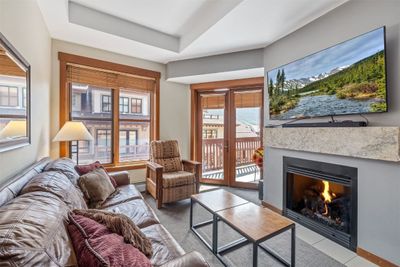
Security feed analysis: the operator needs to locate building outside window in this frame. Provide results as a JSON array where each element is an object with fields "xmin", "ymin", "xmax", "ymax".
[
  {"xmin": 101, "ymin": 95, "xmax": 111, "ymax": 112},
  {"xmin": 131, "ymin": 98, "xmax": 142, "ymax": 114},
  {"xmin": 119, "ymin": 96, "xmax": 129, "ymax": 114},
  {"xmin": 22, "ymin": 87, "xmax": 26, "ymax": 108},
  {"xmin": 203, "ymin": 129, "xmax": 218, "ymax": 139}
]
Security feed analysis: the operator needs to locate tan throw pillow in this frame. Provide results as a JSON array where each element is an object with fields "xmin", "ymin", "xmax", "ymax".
[{"xmin": 78, "ymin": 168, "xmax": 115, "ymax": 208}]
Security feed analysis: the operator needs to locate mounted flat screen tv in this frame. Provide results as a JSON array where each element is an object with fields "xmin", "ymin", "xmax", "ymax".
[{"xmin": 268, "ymin": 27, "xmax": 387, "ymax": 120}]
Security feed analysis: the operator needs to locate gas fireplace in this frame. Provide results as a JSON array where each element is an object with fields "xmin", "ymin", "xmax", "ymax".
[{"xmin": 283, "ymin": 157, "xmax": 357, "ymax": 251}]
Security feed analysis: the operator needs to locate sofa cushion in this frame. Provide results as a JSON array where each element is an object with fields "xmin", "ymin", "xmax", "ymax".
[
  {"xmin": 67, "ymin": 213, "xmax": 152, "ymax": 267},
  {"xmin": 78, "ymin": 168, "xmax": 116, "ymax": 208},
  {"xmin": 44, "ymin": 158, "xmax": 80, "ymax": 185},
  {"xmin": 20, "ymin": 171, "xmax": 87, "ymax": 209},
  {"xmin": 103, "ymin": 198, "xmax": 159, "ymax": 229},
  {"xmin": 162, "ymin": 171, "xmax": 195, "ymax": 188},
  {"xmin": 0, "ymin": 191, "xmax": 77, "ymax": 266},
  {"xmin": 75, "ymin": 161, "xmax": 117, "ymax": 188},
  {"xmin": 101, "ymin": 184, "xmax": 143, "ymax": 208},
  {"xmin": 141, "ymin": 224, "xmax": 185, "ymax": 266}
]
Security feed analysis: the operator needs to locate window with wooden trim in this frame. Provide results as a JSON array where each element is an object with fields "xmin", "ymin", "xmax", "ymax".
[
  {"xmin": 131, "ymin": 98, "xmax": 142, "ymax": 114},
  {"xmin": 59, "ymin": 52, "xmax": 160, "ymax": 169}
]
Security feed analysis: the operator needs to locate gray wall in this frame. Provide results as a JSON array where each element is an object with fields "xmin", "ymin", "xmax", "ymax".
[{"xmin": 263, "ymin": 0, "xmax": 400, "ymax": 264}]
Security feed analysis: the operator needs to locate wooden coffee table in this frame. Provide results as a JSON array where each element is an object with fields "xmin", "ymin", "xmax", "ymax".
[
  {"xmin": 190, "ymin": 190, "xmax": 295, "ymax": 267},
  {"xmin": 216, "ymin": 202, "xmax": 295, "ymax": 267},
  {"xmin": 190, "ymin": 189, "xmax": 248, "ymax": 252}
]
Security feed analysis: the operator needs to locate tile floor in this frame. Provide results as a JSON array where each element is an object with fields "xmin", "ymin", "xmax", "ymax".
[{"xmin": 295, "ymin": 223, "xmax": 378, "ymax": 267}]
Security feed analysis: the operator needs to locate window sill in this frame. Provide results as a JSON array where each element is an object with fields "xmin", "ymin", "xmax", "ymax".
[{"xmin": 105, "ymin": 162, "xmax": 147, "ymax": 172}]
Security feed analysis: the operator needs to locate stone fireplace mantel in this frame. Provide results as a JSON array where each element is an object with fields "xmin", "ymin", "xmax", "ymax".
[{"xmin": 264, "ymin": 127, "xmax": 400, "ymax": 162}]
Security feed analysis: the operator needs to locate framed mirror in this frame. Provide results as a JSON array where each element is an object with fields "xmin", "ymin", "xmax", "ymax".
[{"xmin": 0, "ymin": 32, "xmax": 30, "ymax": 152}]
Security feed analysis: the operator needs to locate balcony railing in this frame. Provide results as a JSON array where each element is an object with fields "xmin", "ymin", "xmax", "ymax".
[
  {"xmin": 202, "ymin": 137, "xmax": 261, "ymax": 173},
  {"xmin": 76, "ymin": 144, "xmax": 150, "ymax": 164}
]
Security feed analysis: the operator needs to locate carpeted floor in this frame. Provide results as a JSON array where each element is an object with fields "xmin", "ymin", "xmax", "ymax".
[{"xmin": 142, "ymin": 186, "xmax": 345, "ymax": 267}]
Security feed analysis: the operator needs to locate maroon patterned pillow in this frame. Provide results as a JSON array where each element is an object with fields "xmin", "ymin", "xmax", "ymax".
[
  {"xmin": 75, "ymin": 161, "xmax": 117, "ymax": 188},
  {"xmin": 67, "ymin": 213, "xmax": 152, "ymax": 267}
]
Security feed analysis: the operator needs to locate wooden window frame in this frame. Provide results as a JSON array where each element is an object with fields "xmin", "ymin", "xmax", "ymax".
[{"xmin": 59, "ymin": 52, "xmax": 160, "ymax": 171}]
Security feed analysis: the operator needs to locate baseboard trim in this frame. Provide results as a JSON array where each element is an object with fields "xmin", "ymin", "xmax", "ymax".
[
  {"xmin": 357, "ymin": 247, "xmax": 398, "ymax": 267},
  {"xmin": 261, "ymin": 200, "xmax": 282, "ymax": 214}
]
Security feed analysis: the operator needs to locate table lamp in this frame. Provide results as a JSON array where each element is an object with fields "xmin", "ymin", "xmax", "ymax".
[{"xmin": 53, "ymin": 121, "xmax": 93, "ymax": 164}]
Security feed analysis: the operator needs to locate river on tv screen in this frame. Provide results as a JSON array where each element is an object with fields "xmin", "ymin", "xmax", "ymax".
[{"xmin": 268, "ymin": 27, "xmax": 386, "ymax": 120}]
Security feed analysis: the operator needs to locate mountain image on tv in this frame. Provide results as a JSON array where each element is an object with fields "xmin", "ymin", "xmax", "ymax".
[{"xmin": 268, "ymin": 27, "xmax": 386, "ymax": 120}]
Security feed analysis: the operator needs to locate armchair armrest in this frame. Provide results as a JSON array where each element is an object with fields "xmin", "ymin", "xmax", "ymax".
[
  {"xmin": 108, "ymin": 171, "xmax": 130, "ymax": 187},
  {"xmin": 182, "ymin": 159, "xmax": 201, "ymax": 167},
  {"xmin": 147, "ymin": 161, "xmax": 164, "ymax": 172},
  {"xmin": 160, "ymin": 251, "xmax": 209, "ymax": 267},
  {"xmin": 182, "ymin": 160, "xmax": 201, "ymax": 194}
]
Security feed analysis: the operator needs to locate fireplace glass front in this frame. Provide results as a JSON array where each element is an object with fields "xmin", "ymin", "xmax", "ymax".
[{"xmin": 283, "ymin": 157, "xmax": 357, "ymax": 251}]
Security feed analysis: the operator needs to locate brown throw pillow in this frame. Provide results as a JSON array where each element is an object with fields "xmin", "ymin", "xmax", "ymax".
[
  {"xmin": 75, "ymin": 161, "xmax": 117, "ymax": 188},
  {"xmin": 72, "ymin": 209, "xmax": 153, "ymax": 258},
  {"xmin": 78, "ymin": 168, "xmax": 116, "ymax": 208}
]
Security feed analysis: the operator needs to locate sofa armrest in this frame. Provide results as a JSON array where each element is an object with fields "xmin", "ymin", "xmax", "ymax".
[
  {"xmin": 108, "ymin": 171, "xmax": 130, "ymax": 187},
  {"xmin": 160, "ymin": 251, "xmax": 209, "ymax": 267}
]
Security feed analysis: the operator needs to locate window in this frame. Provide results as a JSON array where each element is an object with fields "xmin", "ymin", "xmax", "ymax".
[
  {"xmin": 203, "ymin": 129, "xmax": 218, "ymax": 139},
  {"xmin": 119, "ymin": 130, "xmax": 138, "ymax": 161},
  {"xmin": 131, "ymin": 98, "xmax": 142, "ymax": 114},
  {"xmin": 101, "ymin": 95, "xmax": 111, "ymax": 112},
  {"xmin": 71, "ymin": 85, "xmax": 112, "ymax": 164},
  {"xmin": 60, "ymin": 52, "xmax": 160, "ymax": 168},
  {"xmin": 0, "ymin": 86, "xmax": 18, "ymax": 107},
  {"xmin": 119, "ymin": 97, "xmax": 129, "ymax": 114}
]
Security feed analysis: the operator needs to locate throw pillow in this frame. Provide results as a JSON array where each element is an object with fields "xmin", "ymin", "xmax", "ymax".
[
  {"xmin": 67, "ymin": 213, "xmax": 152, "ymax": 267},
  {"xmin": 78, "ymin": 168, "xmax": 116, "ymax": 208},
  {"xmin": 72, "ymin": 209, "xmax": 152, "ymax": 257},
  {"xmin": 75, "ymin": 161, "xmax": 117, "ymax": 188}
]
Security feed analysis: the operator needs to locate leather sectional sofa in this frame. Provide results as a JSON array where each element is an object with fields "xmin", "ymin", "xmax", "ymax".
[{"xmin": 0, "ymin": 157, "xmax": 208, "ymax": 267}]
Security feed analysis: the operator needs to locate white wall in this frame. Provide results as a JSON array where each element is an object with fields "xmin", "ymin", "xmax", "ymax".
[
  {"xmin": 263, "ymin": 0, "xmax": 400, "ymax": 264},
  {"xmin": 0, "ymin": 0, "xmax": 51, "ymax": 183},
  {"xmin": 50, "ymin": 40, "xmax": 190, "ymax": 183}
]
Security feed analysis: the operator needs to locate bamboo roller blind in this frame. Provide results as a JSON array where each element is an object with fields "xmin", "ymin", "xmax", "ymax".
[
  {"xmin": 201, "ymin": 91, "xmax": 262, "ymax": 109},
  {"xmin": 234, "ymin": 91, "xmax": 262, "ymax": 108},
  {"xmin": 66, "ymin": 64, "xmax": 155, "ymax": 91}
]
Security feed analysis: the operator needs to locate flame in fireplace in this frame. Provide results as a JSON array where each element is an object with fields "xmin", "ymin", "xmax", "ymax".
[{"xmin": 321, "ymin": 181, "xmax": 335, "ymax": 216}]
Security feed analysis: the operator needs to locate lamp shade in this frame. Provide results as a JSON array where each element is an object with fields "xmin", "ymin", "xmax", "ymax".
[
  {"xmin": 53, "ymin": 121, "xmax": 93, "ymax": 142},
  {"xmin": 0, "ymin": 120, "xmax": 27, "ymax": 138}
]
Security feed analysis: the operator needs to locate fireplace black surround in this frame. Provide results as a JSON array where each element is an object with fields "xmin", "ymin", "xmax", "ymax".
[{"xmin": 283, "ymin": 157, "xmax": 357, "ymax": 251}]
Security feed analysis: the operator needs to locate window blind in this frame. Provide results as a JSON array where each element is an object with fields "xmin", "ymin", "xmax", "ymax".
[{"xmin": 66, "ymin": 64, "xmax": 155, "ymax": 91}]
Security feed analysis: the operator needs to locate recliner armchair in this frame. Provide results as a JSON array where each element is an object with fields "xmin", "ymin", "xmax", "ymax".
[{"xmin": 146, "ymin": 140, "xmax": 201, "ymax": 208}]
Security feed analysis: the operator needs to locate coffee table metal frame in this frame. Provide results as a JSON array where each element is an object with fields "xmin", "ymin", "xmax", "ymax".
[
  {"xmin": 190, "ymin": 196, "xmax": 247, "ymax": 253},
  {"xmin": 190, "ymin": 195, "xmax": 296, "ymax": 267}
]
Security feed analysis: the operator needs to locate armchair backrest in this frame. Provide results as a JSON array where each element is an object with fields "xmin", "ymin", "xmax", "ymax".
[{"xmin": 150, "ymin": 140, "xmax": 183, "ymax": 172}]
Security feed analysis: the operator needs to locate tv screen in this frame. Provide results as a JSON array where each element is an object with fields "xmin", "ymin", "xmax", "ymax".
[{"xmin": 268, "ymin": 27, "xmax": 387, "ymax": 120}]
